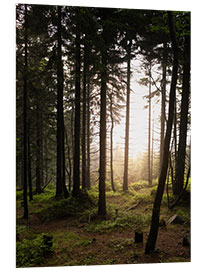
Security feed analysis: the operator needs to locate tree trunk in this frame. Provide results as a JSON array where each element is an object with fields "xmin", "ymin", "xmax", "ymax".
[
  {"xmin": 23, "ymin": 4, "xmax": 28, "ymax": 218},
  {"xmin": 98, "ymin": 50, "xmax": 107, "ymax": 216},
  {"xmin": 151, "ymin": 115, "xmax": 154, "ymax": 180},
  {"xmin": 148, "ymin": 62, "xmax": 152, "ymax": 186},
  {"xmin": 160, "ymin": 45, "xmax": 166, "ymax": 171},
  {"xmin": 27, "ymin": 119, "xmax": 33, "ymax": 201},
  {"xmin": 56, "ymin": 6, "xmax": 68, "ymax": 198},
  {"xmin": 145, "ymin": 11, "xmax": 179, "ymax": 254},
  {"xmin": 174, "ymin": 34, "xmax": 190, "ymax": 195},
  {"xmin": 110, "ymin": 93, "xmax": 116, "ymax": 192},
  {"xmin": 73, "ymin": 16, "xmax": 81, "ymax": 196},
  {"xmin": 123, "ymin": 40, "xmax": 131, "ymax": 192},
  {"xmin": 36, "ymin": 103, "xmax": 42, "ymax": 194},
  {"xmin": 82, "ymin": 45, "xmax": 87, "ymax": 189},
  {"xmin": 86, "ymin": 79, "xmax": 91, "ymax": 190}
]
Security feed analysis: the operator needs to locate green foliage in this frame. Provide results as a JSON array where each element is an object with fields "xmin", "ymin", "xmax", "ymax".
[
  {"xmin": 36, "ymin": 191, "xmax": 95, "ymax": 221},
  {"xmin": 16, "ymin": 190, "xmax": 23, "ymax": 201},
  {"xmin": 16, "ymin": 233, "xmax": 53, "ymax": 267},
  {"xmin": 85, "ymin": 212, "xmax": 151, "ymax": 233}
]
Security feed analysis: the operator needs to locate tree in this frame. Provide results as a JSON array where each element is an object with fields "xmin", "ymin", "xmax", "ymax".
[
  {"xmin": 72, "ymin": 9, "xmax": 81, "ymax": 196},
  {"xmin": 123, "ymin": 39, "xmax": 132, "ymax": 192},
  {"xmin": 148, "ymin": 61, "xmax": 152, "ymax": 186},
  {"xmin": 81, "ymin": 45, "xmax": 88, "ymax": 189},
  {"xmin": 145, "ymin": 11, "xmax": 179, "ymax": 254},
  {"xmin": 56, "ymin": 6, "xmax": 68, "ymax": 198},
  {"xmin": 174, "ymin": 29, "xmax": 190, "ymax": 195},
  {"xmin": 109, "ymin": 92, "xmax": 116, "ymax": 192},
  {"xmin": 23, "ymin": 4, "xmax": 28, "ymax": 219}
]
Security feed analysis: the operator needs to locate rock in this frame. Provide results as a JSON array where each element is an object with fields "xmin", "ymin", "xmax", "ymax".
[
  {"xmin": 134, "ymin": 231, "xmax": 143, "ymax": 243},
  {"xmin": 183, "ymin": 234, "xmax": 190, "ymax": 246},
  {"xmin": 167, "ymin": 214, "xmax": 184, "ymax": 225}
]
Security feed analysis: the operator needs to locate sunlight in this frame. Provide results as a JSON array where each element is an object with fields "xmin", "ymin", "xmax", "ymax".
[{"xmin": 113, "ymin": 68, "xmax": 161, "ymax": 160}]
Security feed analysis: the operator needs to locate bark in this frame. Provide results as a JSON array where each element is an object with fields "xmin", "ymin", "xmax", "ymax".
[
  {"xmin": 174, "ymin": 34, "xmax": 190, "ymax": 195},
  {"xmin": 110, "ymin": 93, "xmax": 116, "ymax": 192},
  {"xmin": 98, "ymin": 50, "xmax": 107, "ymax": 216},
  {"xmin": 148, "ymin": 63, "xmax": 152, "ymax": 186},
  {"xmin": 82, "ymin": 45, "xmax": 87, "ymax": 189},
  {"xmin": 56, "ymin": 6, "xmax": 68, "ymax": 198},
  {"xmin": 145, "ymin": 11, "xmax": 179, "ymax": 254},
  {"xmin": 86, "ymin": 79, "xmax": 91, "ymax": 190},
  {"xmin": 160, "ymin": 44, "xmax": 167, "ymax": 170},
  {"xmin": 73, "ymin": 16, "xmax": 81, "ymax": 196},
  {"xmin": 23, "ymin": 4, "xmax": 28, "ymax": 218},
  {"xmin": 65, "ymin": 128, "xmax": 72, "ymax": 191},
  {"xmin": 36, "ymin": 103, "xmax": 42, "ymax": 194},
  {"xmin": 123, "ymin": 40, "xmax": 131, "ymax": 192},
  {"xmin": 27, "ymin": 119, "xmax": 33, "ymax": 201}
]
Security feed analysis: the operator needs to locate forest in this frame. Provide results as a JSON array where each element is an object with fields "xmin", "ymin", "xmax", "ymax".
[{"xmin": 16, "ymin": 4, "xmax": 191, "ymax": 267}]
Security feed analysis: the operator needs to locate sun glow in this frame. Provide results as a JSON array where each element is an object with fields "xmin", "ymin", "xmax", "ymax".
[{"xmin": 113, "ymin": 68, "xmax": 161, "ymax": 161}]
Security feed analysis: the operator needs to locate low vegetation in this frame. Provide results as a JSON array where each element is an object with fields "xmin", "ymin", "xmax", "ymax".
[{"xmin": 16, "ymin": 180, "xmax": 190, "ymax": 267}]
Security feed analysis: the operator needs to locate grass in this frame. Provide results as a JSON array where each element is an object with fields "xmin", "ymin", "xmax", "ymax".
[{"xmin": 16, "ymin": 180, "xmax": 190, "ymax": 267}]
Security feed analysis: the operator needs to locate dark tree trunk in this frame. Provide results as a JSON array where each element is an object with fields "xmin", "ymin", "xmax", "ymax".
[
  {"xmin": 145, "ymin": 11, "xmax": 179, "ymax": 254},
  {"xmin": 148, "ymin": 63, "xmax": 152, "ymax": 186},
  {"xmin": 65, "ymin": 128, "xmax": 72, "ymax": 191},
  {"xmin": 123, "ymin": 40, "xmax": 131, "ymax": 192},
  {"xmin": 40, "ymin": 115, "xmax": 44, "ymax": 187},
  {"xmin": 44, "ymin": 132, "xmax": 48, "ymax": 184},
  {"xmin": 82, "ymin": 45, "xmax": 87, "ymax": 189},
  {"xmin": 174, "ymin": 34, "xmax": 190, "ymax": 195},
  {"xmin": 151, "ymin": 116, "xmax": 154, "ymax": 180},
  {"xmin": 23, "ymin": 4, "xmax": 28, "ymax": 219},
  {"xmin": 160, "ymin": 46, "xmax": 166, "ymax": 171},
  {"xmin": 36, "ymin": 103, "xmax": 42, "ymax": 194},
  {"xmin": 110, "ymin": 93, "xmax": 116, "ymax": 192},
  {"xmin": 98, "ymin": 50, "xmax": 107, "ymax": 216},
  {"xmin": 73, "ymin": 17, "xmax": 81, "ymax": 196},
  {"xmin": 56, "ymin": 6, "xmax": 68, "ymax": 198},
  {"xmin": 86, "ymin": 79, "xmax": 91, "ymax": 190},
  {"xmin": 27, "ymin": 119, "xmax": 33, "ymax": 201}
]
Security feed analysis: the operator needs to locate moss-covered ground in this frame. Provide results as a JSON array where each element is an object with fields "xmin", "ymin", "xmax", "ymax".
[{"xmin": 16, "ymin": 180, "xmax": 190, "ymax": 267}]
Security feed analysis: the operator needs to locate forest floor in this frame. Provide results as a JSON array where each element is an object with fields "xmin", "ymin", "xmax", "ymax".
[{"xmin": 16, "ymin": 180, "xmax": 190, "ymax": 267}]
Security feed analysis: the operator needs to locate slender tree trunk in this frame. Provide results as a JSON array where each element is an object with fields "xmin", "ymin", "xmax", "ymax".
[
  {"xmin": 73, "ymin": 16, "xmax": 81, "ymax": 196},
  {"xmin": 151, "ymin": 115, "xmax": 154, "ymax": 180},
  {"xmin": 160, "ymin": 45, "xmax": 166, "ymax": 171},
  {"xmin": 65, "ymin": 128, "xmax": 72, "ymax": 191},
  {"xmin": 44, "ymin": 132, "xmax": 48, "ymax": 184},
  {"xmin": 145, "ymin": 11, "xmax": 179, "ymax": 254},
  {"xmin": 40, "ymin": 116, "xmax": 44, "ymax": 187},
  {"xmin": 98, "ymin": 49, "xmax": 107, "ymax": 216},
  {"xmin": 27, "ymin": 119, "xmax": 33, "ymax": 201},
  {"xmin": 56, "ymin": 6, "xmax": 68, "ymax": 198},
  {"xmin": 23, "ymin": 4, "xmax": 28, "ymax": 218},
  {"xmin": 82, "ymin": 45, "xmax": 87, "ymax": 189},
  {"xmin": 36, "ymin": 103, "xmax": 42, "ymax": 194},
  {"xmin": 148, "ymin": 62, "xmax": 152, "ymax": 186},
  {"xmin": 174, "ymin": 34, "xmax": 190, "ymax": 195},
  {"xmin": 123, "ymin": 40, "xmax": 131, "ymax": 191},
  {"xmin": 62, "ymin": 118, "xmax": 68, "ymax": 198},
  {"xmin": 110, "ymin": 93, "xmax": 116, "ymax": 192},
  {"xmin": 86, "ymin": 79, "xmax": 91, "ymax": 190}
]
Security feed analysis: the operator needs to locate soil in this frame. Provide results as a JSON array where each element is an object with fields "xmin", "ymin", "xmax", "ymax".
[{"xmin": 16, "ymin": 186, "xmax": 190, "ymax": 267}]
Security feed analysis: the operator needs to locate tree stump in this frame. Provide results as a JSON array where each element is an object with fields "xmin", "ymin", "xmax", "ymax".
[
  {"xmin": 134, "ymin": 231, "xmax": 143, "ymax": 243},
  {"xmin": 43, "ymin": 234, "xmax": 53, "ymax": 254}
]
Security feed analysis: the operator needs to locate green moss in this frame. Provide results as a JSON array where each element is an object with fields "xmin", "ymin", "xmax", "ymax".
[
  {"xmin": 85, "ymin": 212, "xmax": 151, "ymax": 233},
  {"xmin": 36, "ymin": 191, "xmax": 95, "ymax": 221},
  {"xmin": 16, "ymin": 233, "xmax": 53, "ymax": 267}
]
